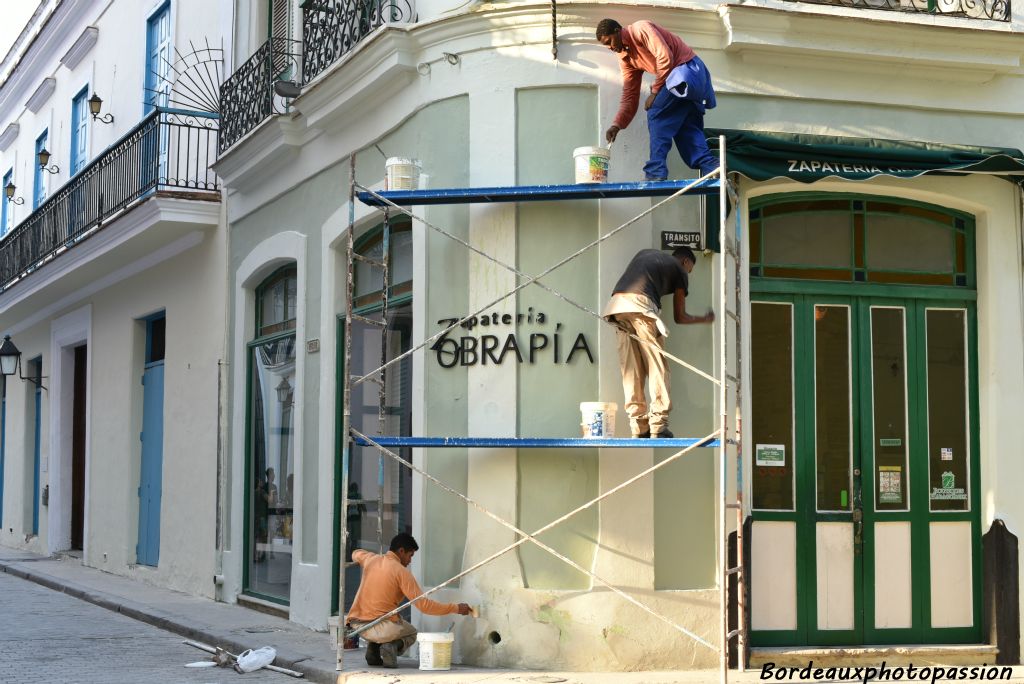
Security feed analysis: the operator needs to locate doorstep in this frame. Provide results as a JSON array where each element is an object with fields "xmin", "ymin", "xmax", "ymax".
[
  {"xmin": 750, "ymin": 643, "xmax": 999, "ymax": 667},
  {"xmin": 237, "ymin": 593, "xmax": 290, "ymax": 620}
]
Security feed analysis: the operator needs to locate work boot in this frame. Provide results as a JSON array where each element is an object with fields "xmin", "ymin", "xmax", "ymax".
[
  {"xmin": 365, "ymin": 642, "xmax": 383, "ymax": 666},
  {"xmin": 653, "ymin": 429, "xmax": 674, "ymax": 438},
  {"xmin": 379, "ymin": 640, "xmax": 400, "ymax": 668},
  {"xmin": 633, "ymin": 431, "xmax": 651, "ymax": 438}
]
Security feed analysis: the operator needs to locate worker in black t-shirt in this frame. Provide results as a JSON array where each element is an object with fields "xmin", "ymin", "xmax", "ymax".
[{"xmin": 602, "ymin": 247, "xmax": 714, "ymax": 438}]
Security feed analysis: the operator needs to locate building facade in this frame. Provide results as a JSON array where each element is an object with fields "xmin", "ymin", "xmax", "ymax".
[
  {"xmin": 211, "ymin": 0, "xmax": 1024, "ymax": 671},
  {"xmin": 0, "ymin": 0, "xmax": 231, "ymax": 600}
]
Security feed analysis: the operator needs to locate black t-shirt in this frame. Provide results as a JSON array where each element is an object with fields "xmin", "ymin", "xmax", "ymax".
[{"xmin": 612, "ymin": 249, "xmax": 688, "ymax": 309}]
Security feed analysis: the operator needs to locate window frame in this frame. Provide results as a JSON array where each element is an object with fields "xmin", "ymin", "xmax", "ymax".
[{"xmin": 749, "ymin": 193, "xmax": 974, "ymax": 291}]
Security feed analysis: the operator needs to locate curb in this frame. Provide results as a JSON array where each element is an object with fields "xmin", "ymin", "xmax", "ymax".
[{"xmin": 0, "ymin": 559, "xmax": 338, "ymax": 684}]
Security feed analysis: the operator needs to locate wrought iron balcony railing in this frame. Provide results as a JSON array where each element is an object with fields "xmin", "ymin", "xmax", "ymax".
[
  {"xmin": 0, "ymin": 108, "xmax": 219, "ymax": 292},
  {"xmin": 302, "ymin": 0, "xmax": 416, "ymax": 84},
  {"xmin": 219, "ymin": 37, "xmax": 301, "ymax": 153},
  {"xmin": 789, "ymin": 0, "xmax": 1008, "ymax": 20}
]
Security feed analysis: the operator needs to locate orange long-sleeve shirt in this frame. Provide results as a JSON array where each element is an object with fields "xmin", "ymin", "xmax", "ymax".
[
  {"xmin": 612, "ymin": 21, "xmax": 697, "ymax": 130},
  {"xmin": 347, "ymin": 550, "xmax": 458, "ymax": 622}
]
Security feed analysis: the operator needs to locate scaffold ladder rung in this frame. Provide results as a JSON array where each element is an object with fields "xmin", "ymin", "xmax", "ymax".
[
  {"xmin": 726, "ymin": 373, "xmax": 739, "ymax": 385},
  {"xmin": 725, "ymin": 309, "xmax": 740, "ymax": 323},
  {"xmin": 725, "ymin": 503, "xmax": 741, "ymax": 510},
  {"xmin": 726, "ymin": 566, "xmax": 742, "ymax": 576},
  {"xmin": 352, "ymin": 253, "xmax": 386, "ymax": 268},
  {"xmin": 352, "ymin": 313, "xmax": 387, "ymax": 328},
  {"xmin": 727, "ymin": 629, "xmax": 742, "ymax": 640}
]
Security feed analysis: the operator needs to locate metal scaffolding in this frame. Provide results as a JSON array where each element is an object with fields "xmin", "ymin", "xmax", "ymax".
[{"xmin": 337, "ymin": 137, "xmax": 746, "ymax": 682}]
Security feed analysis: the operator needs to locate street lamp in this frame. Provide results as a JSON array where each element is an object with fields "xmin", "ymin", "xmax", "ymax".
[
  {"xmin": 88, "ymin": 92, "xmax": 114, "ymax": 124},
  {"xmin": 5, "ymin": 182, "xmax": 24, "ymax": 205},
  {"xmin": 37, "ymin": 148, "xmax": 59, "ymax": 174},
  {"xmin": 0, "ymin": 335, "xmax": 46, "ymax": 390}
]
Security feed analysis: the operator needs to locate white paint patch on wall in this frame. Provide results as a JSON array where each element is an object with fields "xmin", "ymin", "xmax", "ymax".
[
  {"xmin": 816, "ymin": 522, "xmax": 854, "ymax": 631},
  {"xmin": 751, "ymin": 520, "xmax": 796, "ymax": 630},
  {"xmin": 929, "ymin": 521, "xmax": 973, "ymax": 628},
  {"xmin": 874, "ymin": 521, "xmax": 912, "ymax": 629}
]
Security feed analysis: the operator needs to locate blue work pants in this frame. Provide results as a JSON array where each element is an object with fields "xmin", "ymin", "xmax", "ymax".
[{"xmin": 643, "ymin": 88, "xmax": 717, "ymax": 180}]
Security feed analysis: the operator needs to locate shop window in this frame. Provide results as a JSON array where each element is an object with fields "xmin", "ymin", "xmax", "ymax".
[{"xmin": 246, "ymin": 265, "xmax": 297, "ymax": 604}]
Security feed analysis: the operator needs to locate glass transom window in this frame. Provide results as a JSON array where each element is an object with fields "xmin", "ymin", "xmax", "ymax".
[{"xmin": 750, "ymin": 196, "xmax": 972, "ymax": 287}]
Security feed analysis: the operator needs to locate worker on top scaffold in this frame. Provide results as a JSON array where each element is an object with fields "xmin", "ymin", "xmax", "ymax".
[{"xmin": 597, "ymin": 18, "xmax": 718, "ymax": 181}]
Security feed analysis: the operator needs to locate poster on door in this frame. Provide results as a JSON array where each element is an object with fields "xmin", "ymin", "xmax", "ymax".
[
  {"xmin": 878, "ymin": 465, "xmax": 903, "ymax": 503},
  {"xmin": 756, "ymin": 444, "xmax": 785, "ymax": 467}
]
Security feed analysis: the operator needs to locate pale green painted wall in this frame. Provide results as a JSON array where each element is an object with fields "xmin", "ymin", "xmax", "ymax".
[
  {"xmin": 355, "ymin": 96, "xmax": 473, "ymax": 586},
  {"xmin": 515, "ymin": 86, "xmax": 600, "ymax": 589}
]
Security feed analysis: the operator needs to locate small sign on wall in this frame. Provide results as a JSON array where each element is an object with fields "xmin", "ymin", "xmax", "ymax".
[
  {"xmin": 661, "ymin": 230, "xmax": 703, "ymax": 251},
  {"xmin": 755, "ymin": 444, "xmax": 785, "ymax": 467}
]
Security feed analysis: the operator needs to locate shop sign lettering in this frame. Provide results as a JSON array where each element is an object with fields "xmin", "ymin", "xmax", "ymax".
[{"xmin": 430, "ymin": 308, "xmax": 594, "ymax": 368}]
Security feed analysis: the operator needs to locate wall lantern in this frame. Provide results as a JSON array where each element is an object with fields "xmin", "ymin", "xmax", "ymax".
[
  {"xmin": 4, "ymin": 182, "xmax": 24, "ymax": 205},
  {"xmin": 88, "ymin": 92, "xmax": 114, "ymax": 124},
  {"xmin": 275, "ymin": 376, "xmax": 293, "ymax": 406},
  {"xmin": 37, "ymin": 148, "xmax": 59, "ymax": 174},
  {"xmin": 0, "ymin": 335, "xmax": 46, "ymax": 390}
]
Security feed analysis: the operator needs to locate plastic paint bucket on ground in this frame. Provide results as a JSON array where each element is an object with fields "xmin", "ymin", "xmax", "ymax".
[
  {"xmin": 385, "ymin": 157, "xmax": 421, "ymax": 191},
  {"xmin": 573, "ymin": 146, "xmax": 610, "ymax": 183},
  {"xmin": 416, "ymin": 632, "xmax": 454, "ymax": 671},
  {"xmin": 580, "ymin": 402, "xmax": 617, "ymax": 438}
]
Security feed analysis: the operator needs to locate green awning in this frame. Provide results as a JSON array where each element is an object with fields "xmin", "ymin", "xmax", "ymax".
[
  {"xmin": 705, "ymin": 128, "xmax": 1024, "ymax": 183},
  {"xmin": 701, "ymin": 129, "xmax": 1024, "ymax": 251}
]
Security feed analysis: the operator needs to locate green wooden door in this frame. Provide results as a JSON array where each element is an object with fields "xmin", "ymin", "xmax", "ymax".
[{"xmin": 750, "ymin": 294, "xmax": 981, "ymax": 646}]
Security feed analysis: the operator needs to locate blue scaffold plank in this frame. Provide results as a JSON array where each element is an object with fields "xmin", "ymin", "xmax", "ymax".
[
  {"xmin": 357, "ymin": 178, "xmax": 721, "ymax": 206},
  {"xmin": 352, "ymin": 435, "xmax": 720, "ymax": 448}
]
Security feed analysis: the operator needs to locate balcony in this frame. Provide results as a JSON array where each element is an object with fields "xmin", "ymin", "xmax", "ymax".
[
  {"xmin": 0, "ymin": 108, "xmax": 219, "ymax": 293},
  {"xmin": 787, "ymin": 0, "xmax": 1008, "ymax": 20},
  {"xmin": 219, "ymin": 37, "xmax": 301, "ymax": 153},
  {"xmin": 301, "ymin": 0, "xmax": 416, "ymax": 84}
]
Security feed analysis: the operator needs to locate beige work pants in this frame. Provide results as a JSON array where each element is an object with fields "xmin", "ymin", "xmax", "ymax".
[
  {"xmin": 349, "ymin": 617, "xmax": 418, "ymax": 654},
  {"xmin": 613, "ymin": 312, "xmax": 671, "ymax": 436}
]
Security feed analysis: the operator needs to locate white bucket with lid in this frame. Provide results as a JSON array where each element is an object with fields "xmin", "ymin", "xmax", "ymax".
[
  {"xmin": 416, "ymin": 632, "xmax": 454, "ymax": 671},
  {"xmin": 573, "ymin": 146, "xmax": 610, "ymax": 183},
  {"xmin": 580, "ymin": 402, "xmax": 617, "ymax": 438},
  {"xmin": 385, "ymin": 157, "xmax": 422, "ymax": 191}
]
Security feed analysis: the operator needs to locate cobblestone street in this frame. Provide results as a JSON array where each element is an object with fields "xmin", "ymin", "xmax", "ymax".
[{"xmin": 0, "ymin": 572, "xmax": 284, "ymax": 684}]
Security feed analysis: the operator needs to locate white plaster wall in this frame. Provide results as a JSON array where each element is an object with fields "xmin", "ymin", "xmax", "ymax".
[{"xmin": 0, "ymin": 226, "xmax": 226, "ymax": 600}]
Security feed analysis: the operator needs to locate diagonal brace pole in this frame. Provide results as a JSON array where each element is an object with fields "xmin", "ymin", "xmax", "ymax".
[{"xmin": 347, "ymin": 428, "xmax": 719, "ymax": 651}]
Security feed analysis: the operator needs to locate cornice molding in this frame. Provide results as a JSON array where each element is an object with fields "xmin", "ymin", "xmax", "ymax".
[
  {"xmin": 0, "ymin": 123, "xmax": 20, "ymax": 152},
  {"xmin": 0, "ymin": 0, "xmax": 99, "ymax": 124},
  {"xmin": 25, "ymin": 76, "xmax": 56, "ymax": 113},
  {"xmin": 719, "ymin": 5, "xmax": 1022, "ymax": 82},
  {"xmin": 59, "ymin": 26, "xmax": 99, "ymax": 70}
]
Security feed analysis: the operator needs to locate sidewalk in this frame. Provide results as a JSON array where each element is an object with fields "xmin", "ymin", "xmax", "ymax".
[{"xmin": 1, "ymin": 547, "xmax": 1021, "ymax": 684}]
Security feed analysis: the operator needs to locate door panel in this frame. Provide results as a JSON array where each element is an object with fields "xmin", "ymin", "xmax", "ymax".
[
  {"xmin": 873, "ymin": 520, "xmax": 913, "ymax": 629},
  {"xmin": 137, "ymin": 362, "xmax": 164, "ymax": 566},
  {"xmin": 815, "ymin": 522, "xmax": 854, "ymax": 630}
]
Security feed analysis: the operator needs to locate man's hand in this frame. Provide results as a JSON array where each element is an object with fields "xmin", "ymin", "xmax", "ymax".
[
  {"xmin": 456, "ymin": 603, "xmax": 473, "ymax": 615},
  {"xmin": 704, "ymin": 309, "xmax": 715, "ymax": 324},
  {"xmin": 605, "ymin": 125, "xmax": 620, "ymax": 144},
  {"xmin": 644, "ymin": 92, "xmax": 657, "ymax": 111}
]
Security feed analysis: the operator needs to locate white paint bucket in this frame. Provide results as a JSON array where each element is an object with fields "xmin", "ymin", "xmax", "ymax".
[
  {"xmin": 580, "ymin": 402, "xmax": 617, "ymax": 438},
  {"xmin": 573, "ymin": 146, "xmax": 610, "ymax": 183},
  {"xmin": 385, "ymin": 157, "xmax": 421, "ymax": 191},
  {"xmin": 416, "ymin": 632, "xmax": 454, "ymax": 671}
]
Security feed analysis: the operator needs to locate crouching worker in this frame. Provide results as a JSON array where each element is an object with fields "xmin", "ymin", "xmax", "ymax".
[
  {"xmin": 603, "ymin": 247, "xmax": 714, "ymax": 438},
  {"xmin": 347, "ymin": 533, "xmax": 472, "ymax": 668}
]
